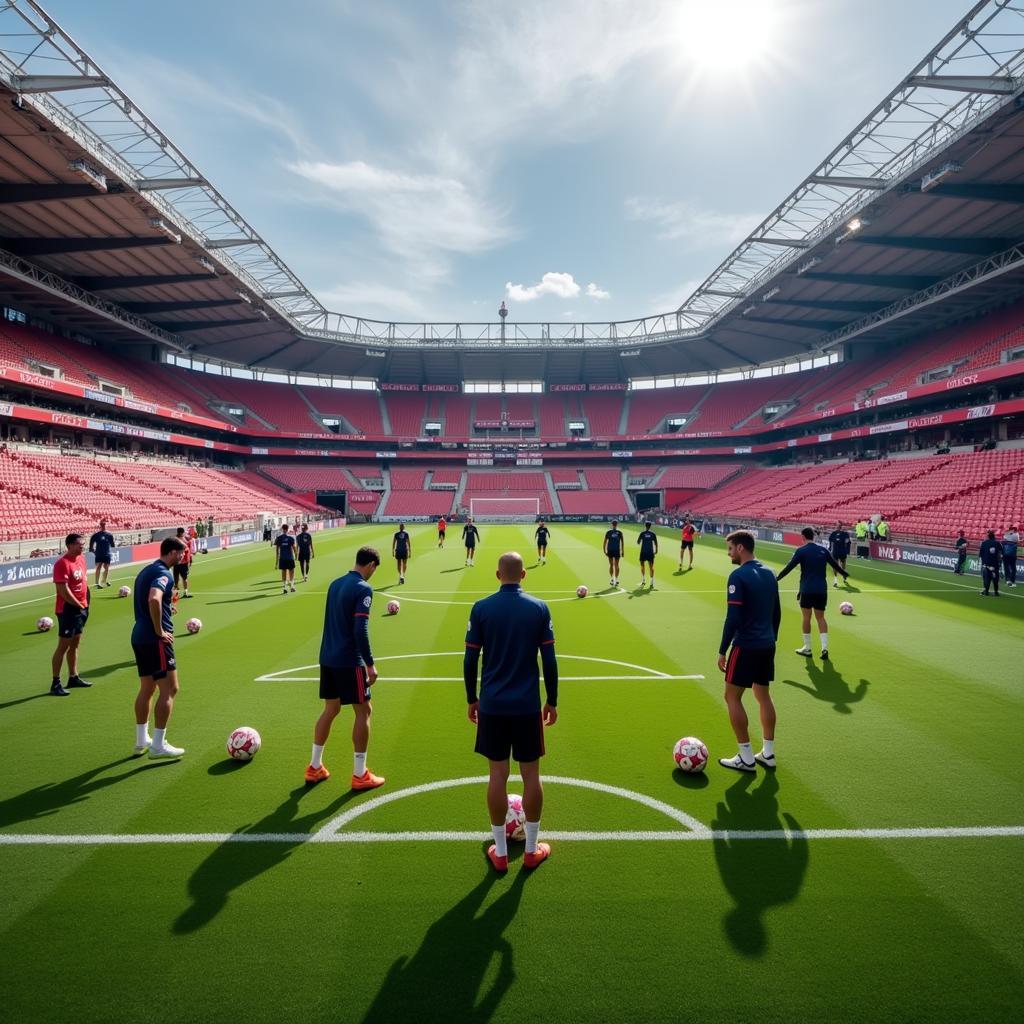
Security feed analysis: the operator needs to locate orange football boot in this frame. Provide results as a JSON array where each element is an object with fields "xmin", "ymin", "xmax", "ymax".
[
  {"xmin": 304, "ymin": 764, "xmax": 330, "ymax": 785},
  {"xmin": 351, "ymin": 769, "xmax": 386, "ymax": 791},
  {"xmin": 486, "ymin": 844, "xmax": 509, "ymax": 873},
  {"xmin": 523, "ymin": 842, "xmax": 551, "ymax": 869}
]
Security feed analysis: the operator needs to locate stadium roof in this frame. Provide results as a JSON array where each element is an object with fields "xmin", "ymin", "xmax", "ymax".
[{"xmin": 0, "ymin": 0, "xmax": 1022, "ymax": 384}]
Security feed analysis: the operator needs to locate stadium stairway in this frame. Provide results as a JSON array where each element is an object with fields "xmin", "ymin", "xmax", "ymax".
[{"xmin": 543, "ymin": 472, "xmax": 562, "ymax": 514}]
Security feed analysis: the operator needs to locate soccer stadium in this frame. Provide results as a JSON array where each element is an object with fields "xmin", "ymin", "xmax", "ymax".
[{"xmin": 1, "ymin": 1, "xmax": 1022, "ymax": 1020}]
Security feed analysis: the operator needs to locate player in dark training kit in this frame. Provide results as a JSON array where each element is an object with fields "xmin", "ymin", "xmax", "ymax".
[
  {"xmin": 296, "ymin": 524, "xmax": 315, "ymax": 583},
  {"xmin": 718, "ymin": 530, "xmax": 781, "ymax": 772},
  {"xmin": 89, "ymin": 519, "xmax": 116, "ymax": 589},
  {"xmin": 307, "ymin": 546, "xmax": 386, "ymax": 789},
  {"xmin": 604, "ymin": 520, "xmax": 624, "ymax": 587},
  {"xmin": 173, "ymin": 526, "xmax": 194, "ymax": 598},
  {"xmin": 465, "ymin": 551, "xmax": 558, "ymax": 873},
  {"xmin": 463, "ymin": 518, "xmax": 480, "ymax": 567},
  {"xmin": 275, "ymin": 523, "xmax": 298, "ymax": 594},
  {"xmin": 637, "ymin": 521, "xmax": 658, "ymax": 589},
  {"xmin": 979, "ymin": 530, "xmax": 1002, "ymax": 596},
  {"xmin": 776, "ymin": 527, "xmax": 850, "ymax": 660},
  {"xmin": 131, "ymin": 537, "xmax": 188, "ymax": 759},
  {"xmin": 535, "ymin": 521, "xmax": 550, "ymax": 565},
  {"xmin": 953, "ymin": 529, "xmax": 968, "ymax": 575},
  {"xmin": 827, "ymin": 522, "xmax": 851, "ymax": 587},
  {"xmin": 392, "ymin": 523, "xmax": 411, "ymax": 584}
]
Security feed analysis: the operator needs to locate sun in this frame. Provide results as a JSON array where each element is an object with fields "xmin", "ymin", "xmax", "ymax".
[{"xmin": 671, "ymin": 0, "xmax": 782, "ymax": 74}]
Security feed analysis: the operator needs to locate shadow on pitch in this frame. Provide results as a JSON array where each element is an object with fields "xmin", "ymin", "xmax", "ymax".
[
  {"xmin": 0, "ymin": 756, "xmax": 176, "ymax": 829},
  {"xmin": 627, "ymin": 586, "xmax": 652, "ymax": 599},
  {"xmin": 207, "ymin": 594, "xmax": 271, "ymax": 605},
  {"xmin": 440, "ymin": 567, "xmax": 465, "ymax": 574},
  {"xmin": 359, "ymin": 867, "xmax": 530, "ymax": 1024},
  {"xmin": 207, "ymin": 759, "xmax": 250, "ymax": 776},
  {"xmin": 782, "ymin": 661, "xmax": 869, "ymax": 715},
  {"xmin": 671, "ymin": 769, "xmax": 709, "ymax": 790},
  {"xmin": 712, "ymin": 771, "xmax": 808, "ymax": 958},
  {"xmin": 80, "ymin": 659, "xmax": 135, "ymax": 679},
  {"xmin": 0, "ymin": 692, "xmax": 49, "ymax": 711},
  {"xmin": 173, "ymin": 785, "xmax": 363, "ymax": 934}
]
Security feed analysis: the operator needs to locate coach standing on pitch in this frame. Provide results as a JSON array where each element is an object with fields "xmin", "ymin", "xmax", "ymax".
[
  {"xmin": 465, "ymin": 551, "xmax": 558, "ymax": 873},
  {"xmin": 979, "ymin": 530, "xmax": 1002, "ymax": 597},
  {"xmin": 718, "ymin": 530, "xmax": 781, "ymax": 772}
]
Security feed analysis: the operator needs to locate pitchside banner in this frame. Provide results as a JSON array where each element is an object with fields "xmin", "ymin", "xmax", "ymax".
[{"xmin": 871, "ymin": 540, "xmax": 981, "ymax": 576}]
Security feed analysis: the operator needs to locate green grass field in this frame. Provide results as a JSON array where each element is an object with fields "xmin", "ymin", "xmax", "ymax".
[{"xmin": 1, "ymin": 523, "xmax": 1022, "ymax": 1023}]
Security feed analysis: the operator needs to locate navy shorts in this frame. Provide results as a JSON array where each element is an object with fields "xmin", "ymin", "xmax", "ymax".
[
  {"xmin": 94, "ymin": 556, "xmax": 112, "ymax": 566},
  {"xmin": 394, "ymin": 547, "xmax": 409, "ymax": 560},
  {"xmin": 57, "ymin": 605, "xmax": 89, "ymax": 638},
  {"xmin": 606, "ymin": 548, "xmax": 621, "ymax": 559},
  {"xmin": 298, "ymin": 549, "xmax": 312, "ymax": 563},
  {"xmin": 475, "ymin": 710, "xmax": 545, "ymax": 763},
  {"xmin": 724, "ymin": 646, "xmax": 775, "ymax": 688},
  {"xmin": 640, "ymin": 550, "xmax": 656, "ymax": 562},
  {"xmin": 799, "ymin": 592, "xmax": 828, "ymax": 610},
  {"xmin": 132, "ymin": 640, "xmax": 176, "ymax": 680},
  {"xmin": 279, "ymin": 559, "xmax": 296, "ymax": 572},
  {"xmin": 173, "ymin": 563, "xmax": 190, "ymax": 582},
  {"xmin": 319, "ymin": 665, "xmax": 371, "ymax": 704},
  {"xmin": 681, "ymin": 541, "xmax": 694, "ymax": 551}
]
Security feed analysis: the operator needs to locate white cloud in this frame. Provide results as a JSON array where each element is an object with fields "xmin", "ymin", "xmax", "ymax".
[
  {"xmin": 505, "ymin": 272, "xmax": 582, "ymax": 303},
  {"xmin": 625, "ymin": 196, "xmax": 762, "ymax": 248},
  {"xmin": 586, "ymin": 282, "xmax": 611, "ymax": 300}
]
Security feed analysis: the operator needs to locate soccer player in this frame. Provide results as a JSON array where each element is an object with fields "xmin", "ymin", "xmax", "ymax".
[
  {"xmin": 534, "ymin": 520, "xmax": 551, "ymax": 564},
  {"xmin": 297, "ymin": 523, "xmax": 315, "ymax": 583},
  {"xmin": 392, "ymin": 522, "xmax": 411, "ymax": 584},
  {"xmin": 604, "ymin": 519, "xmax": 624, "ymax": 587},
  {"xmin": 679, "ymin": 517, "xmax": 698, "ymax": 570},
  {"xmin": 827, "ymin": 521, "xmax": 851, "ymax": 587},
  {"xmin": 131, "ymin": 537, "xmax": 188, "ymax": 758},
  {"xmin": 88, "ymin": 518, "xmax": 116, "ymax": 589},
  {"xmin": 776, "ymin": 527, "xmax": 849, "ymax": 660},
  {"xmin": 463, "ymin": 517, "xmax": 480, "ymax": 567},
  {"xmin": 437, "ymin": 515, "xmax": 447, "ymax": 548},
  {"xmin": 173, "ymin": 526, "xmax": 194, "ymax": 598},
  {"xmin": 465, "ymin": 551, "xmax": 558, "ymax": 873},
  {"xmin": 717, "ymin": 530, "xmax": 781, "ymax": 772},
  {"xmin": 275, "ymin": 523, "xmax": 298, "ymax": 593},
  {"xmin": 50, "ymin": 533, "xmax": 93, "ymax": 696},
  {"xmin": 637, "ymin": 521, "xmax": 658, "ymax": 588},
  {"xmin": 979, "ymin": 529, "xmax": 1002, "ymax": 597},
  {"xmin": 953, "ymin": 530, "xmax": 968, "ymax": 575},
  {"xmin": 306, "ymin": 546, "xmax": 385, "ymax": 790},
  {"xmin": 1002, "ymin": 525, "xmax": 1019, "ymax": 588}
]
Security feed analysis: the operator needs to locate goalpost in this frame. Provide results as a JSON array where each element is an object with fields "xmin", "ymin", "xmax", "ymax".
[{"xmin": 468, "ymin": 497, "xmax": 541, "ymax": 522}]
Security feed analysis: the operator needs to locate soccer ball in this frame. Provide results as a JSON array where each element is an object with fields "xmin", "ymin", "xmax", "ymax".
[
  {"xmin": 505, "ymin": 793, "xmax": 526, "ymax": 841},
  {"xmin": 576, "ymin": 585, "xmax": 588, "ymax": 598},
  {"xmin": 227, "ymin": 726, "xmax": 261, "ymax": 762},
  {"xmin": 186, "ymin": 617, "xmax": 202, "ymax": 634},
  {"xmin": 673, "ymin": 736, "xmax": 709, "ymax": 773},
  {"xmin": 36, "ymin": 616, "xmax": 53, "ymax": 632},
  {"xmin": 118, "ymin": 585, "xmax": 131, "ymax": 597},
  {"xmin": 386, "ymin": 600, "xmax": 400, "ymax": 615},
  {"xmin": 840, "ymin": 601, "xmax": 854, "ymax": 615}
]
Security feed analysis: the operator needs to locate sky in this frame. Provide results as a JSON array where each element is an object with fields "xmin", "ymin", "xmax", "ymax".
[{"xmin": 47, "ymin": 0, "xmax": 977, "ymax": 324}]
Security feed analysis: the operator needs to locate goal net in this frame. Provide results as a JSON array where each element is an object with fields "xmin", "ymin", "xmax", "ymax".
[{"xmin": 468, "ymin": 497, "xmax": 541, "ymax": 522}]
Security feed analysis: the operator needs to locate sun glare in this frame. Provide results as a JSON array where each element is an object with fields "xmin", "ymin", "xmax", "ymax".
[{"xmin": 673, "ymin": 0, "xmax": 781, "ymax": 74}]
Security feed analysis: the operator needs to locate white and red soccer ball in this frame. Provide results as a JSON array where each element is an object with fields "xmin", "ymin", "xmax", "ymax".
[
  {"xmin": 576, "ymin": 585, "xmax": 588, "ymax": 598},
  {"xmin": 118, "ymin": 585, "xmax": 131, "ymax": 597},
  {"xmin": 36, "ymin": 616, "xmax": 53, "ymax": 632},
  {"xmin": 227, "ymin": 726, "xmax": 261, "ymax": 762},
  {"xmin": 386, "ymin": 600, "xmax": 400, "ymax": 615},
  {"xmin": 185, "ymin": 617, "xmax": 202, "ymax": 634},
  {"xmin": 840, "ymin": 601, "xmax": 854, "ymax": 615},
  {"xmin": 673, "ymin": 736, "xmax": 709, "ymax": 773},
  {"xmin": 505, "ymin": 793, "xmax": 526, "ymax": 841}
]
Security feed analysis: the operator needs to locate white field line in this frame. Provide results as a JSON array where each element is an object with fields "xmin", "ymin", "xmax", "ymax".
[{"xmin": 261, "ymin": 675, "xmax": 705, "ymax": 682}]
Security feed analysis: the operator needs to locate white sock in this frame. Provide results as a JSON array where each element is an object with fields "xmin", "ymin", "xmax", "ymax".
[
  {"xmin": 802, "ymin": 634, "xmax": 812, "ymax": 650},
  {"xmin": 820, "ymin": 632, "xmax": 829, "ymax": 652},
  {"xmin": 353, "ymin": 751, "xmax": 367, "ymax": 777},
  {"xmin": 311, "ymin": 743, "xmax": 325, "ymax": 769},
  {"xmin": 762, "ymin": 739, "xmax": 775, "ymax": 757},
  {"xmin": 491, "ymin": 824, "xmax": 508, "ymax": 858},
  {"xmin": 738, "ymin": 742, "xmax": 754, "ymax": 764},
  {"xmin": 524, "ymin": 821, "xmax": 540, "ymax": 855},
  {"xmin": 153, "ymin": 727, "xmax": 166, "ymax": 748},
  {"xmin": 136, "ymin": 723, "xmax": 150, "ymax": 745}
]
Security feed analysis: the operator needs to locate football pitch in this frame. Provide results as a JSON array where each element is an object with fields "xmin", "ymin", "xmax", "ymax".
[{"xmin": 1, "ymin": 523, "xmax": 1022, "ymax": 1024}]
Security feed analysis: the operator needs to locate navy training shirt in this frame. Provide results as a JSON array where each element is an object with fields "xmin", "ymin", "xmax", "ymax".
[
  {"xmin": 720, "ymin": 559, "xmax": 781, "ymax": 655},
  {"xmin": 979, "ymin": 539, "xmax": 1003, "ymax": 568},
  {"xmin": 777, "ymin": 542, "xmax": 846, "ymax": 594},
  {"xmin": 275, "ymin": 534, "xmax": 297, "ymax": 562},
  {"xmin": 90, "ymin": 530, "xmax": 115, "ymax": 560},
  {"xmin": 604, "ymin": 528, "xmax": 624, "ymax": 553},
  {"xmin": 462, "ymin": 523, "xmax": 480, "ymax": 545},
  {"xmin": 296, "ymin": 530, "xmax": 313, "ymax": 553},
  {"xmin": 319, "ymin": 570, "xmax": 374, "ymax": 668},
  {"xmin": 393, "ymin": 529, "xmax": 410, "ymax": 552},
  {"xmin": 535, "ymin": 525, "xmax": 550, "ymax": 544},
  {"xmin": 464, "ymin": 583, "xmax": 558, "ymax": 714},
  {"xmin": 131, "ymin": 559, "xmax": 174, "ymax": 644},
  {"xmin": 637, "ymin": 529, "xmax": 658, "ymax": 555},
  {"xmin": 827, "ymin": 529, "xmax": 851, "ymax": 557}
]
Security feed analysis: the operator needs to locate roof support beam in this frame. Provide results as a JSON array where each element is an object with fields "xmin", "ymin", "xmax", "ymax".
[
  {"xmin": 753, "ymin": 237, "xmax": 811, "ymax": 248},
  {"xmin": 919, "ymin": 183, "xmax": 1024, "ymax": 205},
  {"xmin": 1, "ymin": 236, "xmax": 174, "ymax": 256},
  {"xmin": 703, "ymin": 288, "xmax": 747, "ymax": 298},
  {"xmin": 73, "ymin": 273, "xmax": 218, "ymax": 291},
  {"xmin": 119, "ymin": 299, "xmax": 243, "ymax": 314},
  {"xmin": 856, "ymin": 235, "xmax": 1012, "ymax": 254},
  {"xmin": 247, "ymin": 340, "xmax": 300, "ymax": 367},
  {"xmin": 204, "ymin": 238, "xmax": 254, "ymax": 249},
  {"xmin": 135, "ymin": 178, "xmax": 206, "ymax": 190},
  {"xmin": 705, "ymin": 339, "xmax": 752, "ymax": 365},
  {"xmin": 807, "ymin": 175, "xmax": 887, "ymax": 189},
  {"xmin": 261, "ymin": 289, "xmax": 306, "ymax": 300},
  {"xmin": 764, "ymin": 298, "xmax": 886, "ymax": 313},
  {"xmin": 0, "ymin": 184, "xmax": 114, "ymax": 205},
  {"xmin": 797, "ymin": 271, "xmax": 942, "ymax": 290},
  {"xmin": 12, "ymin": 74, "xmax": 109, "ymax": 92},
  {"xmin": 740, "ymin": 315, "xmax": 847, "ymax": 331},
  {"xmin": 152, "ymin": 319, "xmax": 264, "ymax": 332},
  {"xmin": 906, "ymin": 75, "xmax": 1015, "ymax": 94}
]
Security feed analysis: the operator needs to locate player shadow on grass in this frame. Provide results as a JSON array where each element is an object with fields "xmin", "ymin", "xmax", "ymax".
[
  {"xmin": 78, "ymin": 659, "xmax": 135, "ymax": 679},
  {"xmin": 0, "ymin": 692, "xmax": 49, "ymax": 711},
  {"xmin": 359, "ymin": 867, "xmax": 529, "ymax": 1024},
  {"xmin": 782, "ymin": 661, "xmax": 869, "ymax": 715},
  {"xmin": 711, "ymin": 772, "xmax": 808, "ymax": 958},
  {"xmin": 207, "ymin": 594, "xmax": 271, "ymax": 605},
  {"xmin": 172, "ymin": 785, "xmax": 362, "ymax": 935},
  {"xmin": 0, "ymin": 756, "xmax": 175, "ymax": 829}
]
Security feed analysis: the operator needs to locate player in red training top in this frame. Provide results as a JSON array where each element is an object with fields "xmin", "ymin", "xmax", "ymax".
[
  {"xmin": 679, "ymin": 518, "xmax": 699, "ymax": 571},
  {"xmin": 50, "ymin": 532, "xmax": 94, "ymax": 696}
]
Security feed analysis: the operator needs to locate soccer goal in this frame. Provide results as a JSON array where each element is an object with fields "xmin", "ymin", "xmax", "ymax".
[{"xmin": 469, "ymin": 497, "xmax": 541, "ymax": 522}]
